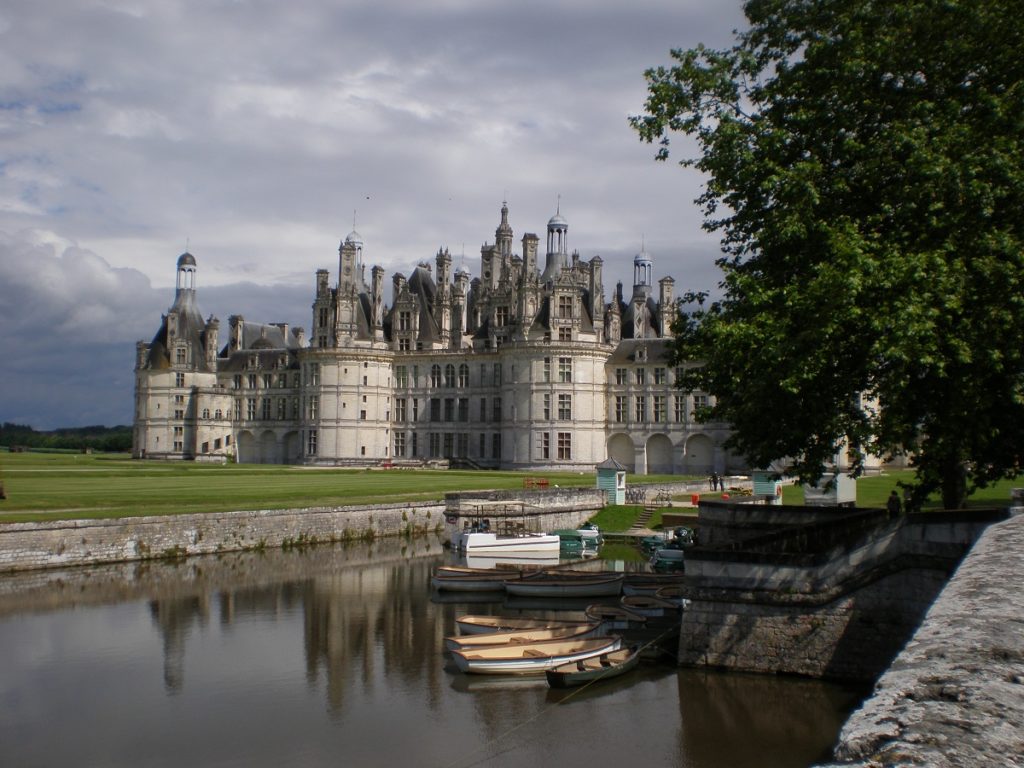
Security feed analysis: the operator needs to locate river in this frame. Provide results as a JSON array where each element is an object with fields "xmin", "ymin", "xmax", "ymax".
[{"xmin": 0, "ymin": 537, "xmax": 866, "ymax": 767}]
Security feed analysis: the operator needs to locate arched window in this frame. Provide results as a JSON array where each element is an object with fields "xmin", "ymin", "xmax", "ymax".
[
  {"xmin": 431, "ymin": 364, "xmax": 442, "ymax": 387},
  {"xmin": 215, "ymin": 409, "xmax": 222, "ymax": 419},
  {"xmin": 202, "ymin": 408, "xmax": 210, "ymax": 419},
  {"xmin": 445, "ymin": 364, "xmax": 456, "ymax": 387},
  {"xmin": 458, "ymin": 364, "xmax": 470, "ymax": 387}
]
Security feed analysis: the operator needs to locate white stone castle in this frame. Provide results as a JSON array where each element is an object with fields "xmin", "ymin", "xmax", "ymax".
[{"xmin": 133, "ymin": 203, "xmax": 740, "ymax": 474}]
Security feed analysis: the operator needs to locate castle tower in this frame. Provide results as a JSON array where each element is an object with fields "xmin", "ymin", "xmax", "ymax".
[
  {"xmin": 495, "ymin": 201, "xmax": 513, "ymax": 258},
  {"xmin": 542, "ymin": 205, "xmax": 568, "ymax": 281},
  {"xmin": 335, "ymin": 230, "xmax": 363, "ymax": 341},
  {"xmin": 659, "ymin": 276, "xmax": 676, "ymax": 339},
  {"xmin": 632, "ymin": 242, "xmax": 653, "ymax": 300}
]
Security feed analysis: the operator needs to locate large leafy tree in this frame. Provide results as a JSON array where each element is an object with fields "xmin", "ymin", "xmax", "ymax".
[{"xmin": 631, "ymin": 0, "xmax": 1023, "ymax": 509}]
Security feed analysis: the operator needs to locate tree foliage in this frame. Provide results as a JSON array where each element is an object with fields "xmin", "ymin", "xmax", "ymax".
[
  {"xmin": 0, "ymin": 423, "xmax": 132, "ymax": 453},
  {"xmin": 631, "ymin": 0, "xmax": 1023, "ymax": 508}
]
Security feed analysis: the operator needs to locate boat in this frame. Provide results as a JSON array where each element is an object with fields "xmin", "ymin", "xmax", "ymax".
[
  {"xmin": 545, "ymin": 644, "xmax": 641, "ymax": 688},
  {"xmin": 431, "ymin": 570, "xmax": 527, "ymax": 592},
  {"xmin": 435, "ymin": 565, "xmax": 523, "ymax": 577},
  {"xmin": 444, "ymin": 623, "xmax": 601, "ymax": 652},
  {"xmin": 620, "ymin": 594, "xmax": 680, "ymax": 617},
  {"xmin": 577, "ymin": 522, "xmax": 602, "ymax": 546},
  {"xmin": 621, "ymin": 573, "xmax": 685, "ymax": 597},
  {"xmin": 451, "ymin": 636, "xmax": 622, "ymax": 675},
  {"xmin": 650, "ymin": 548, "xmax": 686, "ymax": 572},
  {"xmin": 455, "ymin": 615, "xmax": 593, "ymax": 636},
  {"xmin": 448, "ymin": 500, "xmax": 561, "ymax": 555},
  {"xmin": 584, "ymin": 604, "xmax": 648, "ymax": 628},
  {"xmin": 504, "ymin": 573, "xmax": 624, "ymax": 598},
  {"xmin": 653, "ymin": 584, "xmax": 687, "ymax": 605}
]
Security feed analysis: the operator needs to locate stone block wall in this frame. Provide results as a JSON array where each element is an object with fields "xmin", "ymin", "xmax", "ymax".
[{"xmin": 0, "ymin": 502, "xmax": 446, "ymax": 573}]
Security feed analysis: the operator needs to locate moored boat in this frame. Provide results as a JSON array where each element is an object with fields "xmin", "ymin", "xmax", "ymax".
[
  {"xmin": 451, "ymin": 636, "xmax": 622, "ymax": 675},
  {"xmin": 444, "ymin": 623, "xmax": 601, "ymax": 652},
  {"xmin": 650, "ymin": 548, "xmax": 686, "ymax": 572},
  {"xmin": 504, "ymin": 573, "xmax": 624, "ymax": 598},
  {"xmin": 620, "ymin": 594, "xmax": 680, "ymax": 617},
  {"xmin": 621, "ymin": 573, "xmax": 686, "ymax": 596},
  {"xmin": 584, "ymin": 604, "xmax": 648, "ymax": 627},
  {"xmin": 455, "ymin": 615, "xmax": 592, "ymax": 636},
  {"xmin": 458, "ymin": 530, "xmax": 562, "ymax": 555},
  {"xmin": 545, "ymin": 644, "xmax": 641, "ymax": 688},
  {"xmin": 431, "ymin": 570, "xmax": 526, "ymax": 592}
]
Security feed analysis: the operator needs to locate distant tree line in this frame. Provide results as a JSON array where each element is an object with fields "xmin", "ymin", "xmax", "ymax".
[{"xmin": 0, "ymin": 423, "xmax": 132, "ymax": 453}]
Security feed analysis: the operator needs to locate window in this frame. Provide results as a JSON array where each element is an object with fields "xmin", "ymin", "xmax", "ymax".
[
  {"xmin": 277, "ymin": 399, "xmax": 286, "ymax": 420},
  {"xmin": 262, "ymin": 374, "xmax": 272, "ymax": 388},
  {"xmin": 292, "ymin": 398, "xmax": 300, "ymax": 419},
  {"xmin": 558, "ymin": 357, "xmax": 572, "ymax": 383},
  {"xmin": 615, "ymin": 396, "xmax": 627, "ymax": 423},
  {"xmin": 308, "ymin": 364, "xmax": 320, "ymax": 386},
  {"xmin": 558, "ymin": 327, "xmax": 571, "ymax": 341},
  {"xmin": 318, "ymin": 335, "xmax": 328, "ymax": 348},
  {"xmin": 248, "ymin": 374, "xmax": 257, "ymax": 389},
  {"xmin": 492, "ymin": 433, "xmax": 501, "ymax": 459},
  {"xmin": 201, "ymin": 441, "xmax": 209, "ymax": 454},
  {"xmin": 557, "ymin": 393, "xmax": 572, "ymax": 420},
  {"xmin": 479, "ymin": 433, "xmax": 486, "ymax": 458},
  {"xmin": 654, "ymin": 367, "xmax": 667, "ymax": 385},
  {"xmin": 398, "ymin": 311, "xmax": 412, "ymax": 331},
  {"xmin": 394, "ymin": 432, "xmax": 406, "ymax": 457},
  {"xmin": 635, "ymin": 368, "xmax": 646, "ymax": 385},
  {"xmin": 277, "ymin": 373, "xmax": 288, "ymax": 388},
  {"xmin": 543, "ymin": 394, "xmax": 551, "ymax": 420},
  {"xmin": 246, "ymin": 398, "xmax": 257, "ymax": 420},
  {"xmin": 558, "ymin": 295, "xmax": 572, "ymax": 319},
  {"xmin": 360, "ymin": 410, "xmax": 367, "ymax": 421},
  {"xmin": 395, "ymin": 366, "xmax": 408, "ymax": 387},
  {"xmin": 457, "ymin": 433, "xmax": 469, "ymax": 458},
  {"xmin": 429, "ymin": 433, "xmax": 441, "ymax": 458},
  {"xmin": 458, "ymin": 364, "xmax": 470, "ymax": 387},
  {"xmin": 233, "ymin": 375, "xmax": 242, "ymax": 389},
  {"xmin": 396, "ymin": 398, "xmax": 407, "ymax": 421},
  {"xmin": 399, "ymin": 338, "xmax": 411, "ymax": 351},
  {"xmin": 495, "ymin": 306, "xmax": 509, "ymax": 327},
  {"xmin": 307, "ymin": 396, "xmax": 319, "ymax": 420},
  {"xmin": 693, "ymin": 394, "xmax": 709, "ymax": 413},
  {"xmin": 492, "ymin": 363, "xmax": 502, "ymax": 385},
  {"xmin": 174, "ymin": 409, "xmax": 184, "ymax": 419},
  {"xmin": 173, "ymin": 441, "xmax": 183, "ymax": 452},
  {"xmin": 215, "ymin": 409, "xmax": 222, "ymax": 419},
  {"xmin": 431, "ymin": 365, "xmax": 442, "ymax": 387},
  {"xmin": 539, "ymin": 432, "xmax": 550, "ymax": 459},
  {"xmin": 176, "ymin": 373, "xmax": 186, "ymax": 387},
  {"xmin": 412, "ymin": 398, "xmax": 419, "ymax": 421},
  {"xmin": 492, "ymin": 397, "xmax": 502, "ymax": 422},
  {"xmin": 479, "ymin": 397, "xmax": 487, "ymax": 423},
  {"xmin": 444, "ymin": 398, "xmax": 454, "ymax": 422},
  {"xmin": 653, "ymin": 395, "xmax": 666, "ymax": 423},
  {"xmin": 557, "ymin": 432, "xmax": 572, "ymax": 460},
  {"xmin": 445, "ymin": 364, "xmax": 456, "ymax": 388},
  {"xmin": 635, "ymin": 395, "xmax": 646, "ymax": 422},
  {"xmin": 411, "ymin": 432, "xmax": 418, "ymax": 457},
  {"xmin": 235, "ymin": 398, "xmax": 243, "ymax": 421},
  {"xmin": 318, "ymin": 306, "xmax": 329, "ymax": 328},
  {"xmin": 542, "ymin": 357, "xmax": 551, "ymax": 382},
  {"xmin": 430, "ymin": 398, "xmax": 441, "ymax": 422},
  {"xmin": 306, "ymin": 430, "xmax": 318, "ymax": 455},
  {"xmin": 615, "ymin": 368, "xmax": 628, "ymax": 385},
  {"xmin": 458, "ymin": 398, "xmax": 469, "ymax": 422},
  {"xmin": 214, "ymin": 438, "xmax": 222, "ymax": 450},
  {"xmin": 443, "ymin": 432, "xmax": 454, "ymax": 458},
  {"xmin": 261, "ymin": 398, "xmax": 271, "ymax": 420},
  {"xmin": 175, "ymin": 347, "xmax": 187, "ymax": 365}
]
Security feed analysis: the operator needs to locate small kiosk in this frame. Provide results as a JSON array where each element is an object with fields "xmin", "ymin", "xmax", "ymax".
[
  {"xmin": 752, "ymin": 470, "xmax": 784, "ymax": 505},
  {"xmin": 596, "ymin": 458, "xmax": 627, "ymax": 505}
]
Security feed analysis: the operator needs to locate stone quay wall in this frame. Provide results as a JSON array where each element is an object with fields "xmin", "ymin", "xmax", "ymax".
[
  {"xmin": 817, "ymin": 513, "xmax": 1024, "ymax": 768},
  {"xmin": 0, "ymin": 502, "xmax": 447, "ymax": 573},
  {"xmin": 677, "ymin": 505, "xmax": 1005, "ymax": 681}
]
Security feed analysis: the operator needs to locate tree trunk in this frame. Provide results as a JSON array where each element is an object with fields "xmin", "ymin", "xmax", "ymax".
[{"xmin": 941, "ymin": 458, "xmax": 968, "ymax": 510}]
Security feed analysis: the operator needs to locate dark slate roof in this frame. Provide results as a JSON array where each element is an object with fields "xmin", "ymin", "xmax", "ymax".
[{"xmin": 606, "ymin": 338, "xmax": 673, "ymax": 365}]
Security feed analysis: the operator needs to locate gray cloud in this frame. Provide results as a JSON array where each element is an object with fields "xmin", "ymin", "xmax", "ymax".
[{"xmin": 0, "ymin": 0, "xmax": 744, "ymax": 428}]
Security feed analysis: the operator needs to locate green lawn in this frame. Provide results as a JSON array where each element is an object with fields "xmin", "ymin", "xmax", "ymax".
[{"xmin": 0, "ymin": 451, "xmax": 697, "ymax": 523}]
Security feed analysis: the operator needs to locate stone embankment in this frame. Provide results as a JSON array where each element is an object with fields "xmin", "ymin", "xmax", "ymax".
[{"xmin": 816, "ymin": 513, "xmax": 1024, "ymax": 768}]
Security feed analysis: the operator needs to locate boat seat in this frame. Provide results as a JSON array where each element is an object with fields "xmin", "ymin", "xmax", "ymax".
[{"xmin": 522, "ymin": 649, "xmax": 547, "ymax": 657}]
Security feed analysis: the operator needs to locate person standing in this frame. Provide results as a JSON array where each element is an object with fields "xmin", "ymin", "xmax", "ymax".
[{"xmin": 886, "ymin": 490, "xmax": 903, "ymax": 514}]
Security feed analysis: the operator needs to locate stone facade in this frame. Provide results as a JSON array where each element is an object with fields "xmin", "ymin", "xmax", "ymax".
[{"xmin": 133, "ymin": 203, "xmax": 740, "ymax": 474}]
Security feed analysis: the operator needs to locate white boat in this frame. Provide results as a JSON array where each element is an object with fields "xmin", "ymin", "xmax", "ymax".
[
  {"xmin": 444, "ymin": 623, "xmax": 600, "ymax": 652},
  {"xmin": 457, "ymin": 530, "xmax": 561, "ymax": 555},
  {"xmin": 455, "ymin": 615, "xmax": 592, "ymax": 636},
  {"xmin": 503, "ymin": 573, "xmax": 624, "ymax": 598},
  {"xmin": 451, "ymin": 636, "xmax": 622, "ymax": 675}
]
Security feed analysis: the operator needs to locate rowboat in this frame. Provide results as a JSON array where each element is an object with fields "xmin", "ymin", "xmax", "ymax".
[
  {"xmin": 650, "ymin": 548, "xmax": 686, "ymax": 572},
  {"xmin": 431, "ymin": 571, "xmax": 525, "ymax": 592},
  {"xmin": 620, "ymin": 594, "xmax": 680, "ymax": 617},
  {"xmin": 504, "ymin": 573, "xmax": 624, "ymax": 598},
  {"xmin": 584, "ymin": 604, "xmax": 648, "ymax": 628},
  {"xmin": 545, "ymin": 644, "xmax": 641, "ymax": 688},
  {"xmin": 444, "ymin": 623, "xmax": 600, "ymax": 652},
  {"xmin": 451, "ymin": 636, "xmax": 622, "ymax": 675},
  {"xmin": 621, "ymin": 572, "xmax": 686, "ymax": 597},
  {"xmin": 653, "ymin": 584, "xmax": 687, "ymax": 605},
  {"xmin": 435, "ymin": 565, "xmax": 523, "ymax": 576},
  {"xmin": 455, "ymin": 615, "xmax": 593, "ymax": 636}
]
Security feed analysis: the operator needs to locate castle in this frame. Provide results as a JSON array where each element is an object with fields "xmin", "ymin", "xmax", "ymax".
[{"xmin": 132, "ymin": 203, "xmax": 739, "ymax": 474}]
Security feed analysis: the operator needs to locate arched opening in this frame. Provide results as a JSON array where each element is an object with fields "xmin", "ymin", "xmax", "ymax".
[
  {"xmin": 260, "ymin": 430, "xmax": 279, "ymax": 464},
  {"xmin": 646, "ymin": 434, "xmax": 674, "ymax": 474},
  {"xmin": 684, "ymin": 434, "xmax": 715, "ymax": 475},
  {"xmin": 283, "ymin": 431, "xmax": 301, "ymax": 464},
  {"xmin": 235, "ymin": 430, "xmax": 257, "ymax": 464},
  {"xmin": 607, "ymin": 433, "xmax": 636, "ymax": 472}
]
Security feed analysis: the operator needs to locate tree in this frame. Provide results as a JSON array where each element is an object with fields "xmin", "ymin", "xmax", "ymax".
[{"xmin": 630, "ymin": 0, "xmax": 1024, "ymax": 509}]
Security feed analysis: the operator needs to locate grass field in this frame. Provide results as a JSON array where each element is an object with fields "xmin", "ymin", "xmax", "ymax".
[
  {"xmin": 0, "ymin": 451, "xmax": 1017, "ymax": 525},
  {"xmin": 0, "ymin": 451, "xmax": 696, "ymax": 524}
]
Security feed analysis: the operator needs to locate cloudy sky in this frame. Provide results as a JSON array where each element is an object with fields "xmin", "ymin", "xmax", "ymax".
[{"xmin": 0, "ymin": 0, "xmax": 745, "ymax": 430}]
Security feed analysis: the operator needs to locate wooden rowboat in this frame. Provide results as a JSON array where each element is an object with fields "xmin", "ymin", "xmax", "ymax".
[
  {"xmin": 451, "ymin": 636, "xmax": 622, "ymax": 675},
  {"xmin": 620, "ymin": 594, "xmax": 680, "ymax": 617},
  {"xmin": 545, "ymin": 644, "xmax": 641, "ymax": 688},
  {"xmin": 584, "ymin": 604, "xmax": 648, "ymax": 627},
  {"xmin": 430, "ymin": 570, "xmax": 526, "ymax": 592},
  {"xmin": 504, "ymin": 573, "xmax": 624, "ymax": 598},
  {"xmin": 455, "ymin": 615, "xmax": 592, "ymax": 636},
  {"xmin": 444, "ymin": 623, "xmax": 600, "ymax": 652}
]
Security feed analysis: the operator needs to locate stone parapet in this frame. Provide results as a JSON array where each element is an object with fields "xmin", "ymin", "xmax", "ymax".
[{"xmin": 816, "ymin": 513, "xmax": 1024, "ymax": 767}]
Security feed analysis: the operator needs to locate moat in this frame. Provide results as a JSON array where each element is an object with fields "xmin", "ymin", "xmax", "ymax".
[{"xmin": 0, "ymin": 538, "xmax": 867, "ymax": 767}]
